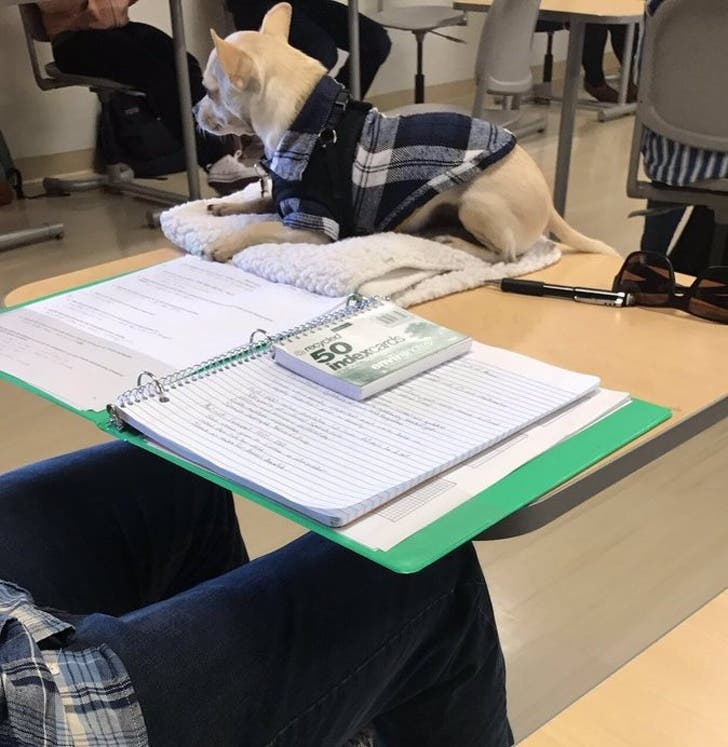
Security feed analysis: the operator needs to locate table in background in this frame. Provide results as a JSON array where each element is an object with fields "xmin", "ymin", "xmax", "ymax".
[
  {"xmin": 6, "ymin": 249, "xmax": 727, "ymax": 541},
  {"xmin": 453, "ymin": 0, "xmax": 644, "ymax": 216}
]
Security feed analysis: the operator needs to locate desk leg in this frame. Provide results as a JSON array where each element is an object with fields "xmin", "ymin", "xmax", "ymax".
[
  {"xmin": 617, "ymin": 22, "xmax": 635, "ymax": 103},
  {"xmin": 348, "ymin": 0, "xmax": 361, "ymax": 99},
  {"xmin": 553, "ymin": 18, "xmax": 585, "ymax": 216},
  {"xmin": 597, "ymin": 22, "xmax": 637, "ymax": 123},
  {"xmin": 169, "ymin": 0, "xmax": 201, "ymax": 201}
]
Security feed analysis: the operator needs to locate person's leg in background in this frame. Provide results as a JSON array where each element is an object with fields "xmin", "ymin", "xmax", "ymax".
[
  {"xmin": 230, "ymin": 0, "xmax": 339, "ymax": 72},
  {"xmin": 640, "ymin": 199, "xmax": 686, "ymax": 255},
  {"xmin": 582, "ymin": 24, "xmax": 638, "ymax": 104},
  {"xmin": 230, "ymin": 0, "xmax": 391, "ymax": 97},
  {"xmin": 292, "ymin": 0, "xmax": 392, "ymax": 97},
  {"xmin": 51, "ymin": 23, "xmax": 233, "ymax": 170},
  {"xmin": 668, "ymin": 205, "xmax": 728, "ymax": 274},
  {"xmin": 0, "ymin": 442, "xmax": 512, "ymax": 746},
  {"xmin": 605, "ymin": 25, "xmax": 638, "ymax": 103},
  {"xmin": 581, "ymin": 24, "xmax": 617, "ymax": 102}
]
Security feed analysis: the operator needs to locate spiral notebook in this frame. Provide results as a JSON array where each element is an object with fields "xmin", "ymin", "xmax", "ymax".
[
  {"xmin": 1, "ymin": 259, "xmax": 672, "ymax": 569},
  {"xmin": 107, "ymin": 296, "xmax": 603, "ymax": 527}
]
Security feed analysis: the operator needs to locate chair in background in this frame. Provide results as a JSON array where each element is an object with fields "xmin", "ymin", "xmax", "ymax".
[
  {"xmin": 0, "ymin": 125, "xmax": 64, "ymax": 252},
  {"xmin": 470, "ymin": 0, "xmax": 545, "ymax": 137},
  {"xmin": 370, "ymin": 0, "xmax": 467, "ymax": 104},
  {"xmin": 532, "ymin": 20, "xmax": 567, "ymax": 103},
  {"xmin": 626, "ymin": 0, "xmax": 728, "ymax": 265},
  {"xmin": 385, "ymin": 0, "xmax": 546, "ymax": 142},
  {"xmin": 18, "ymin": 3, "xmax": 187, "ymax": 223}
]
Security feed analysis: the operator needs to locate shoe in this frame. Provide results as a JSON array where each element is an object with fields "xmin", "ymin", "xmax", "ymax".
[
  {"xmin": 206, "ymin": 150, "xmax": 260, "ymax": 196},
  {"xmin": 583, "ymin": 80, "xmax": 619, "ymax": 103}
]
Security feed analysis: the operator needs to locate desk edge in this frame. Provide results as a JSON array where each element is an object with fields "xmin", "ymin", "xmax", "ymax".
[{"xmin": 476, "ymin": 395, "xmax": 728, "ymax": 539}]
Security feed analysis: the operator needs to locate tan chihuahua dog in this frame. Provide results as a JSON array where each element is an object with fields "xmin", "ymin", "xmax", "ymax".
[{"xmin": 196, "ymin": 2, "xmax": 617, "ymax": 263}]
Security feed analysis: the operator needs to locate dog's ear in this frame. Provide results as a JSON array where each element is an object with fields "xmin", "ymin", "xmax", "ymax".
[
  {"xmin": 211, "ymin": 30, "xmax": 257, "ymax": 91},
  {"xmin": 259, "ymin": 2, "xmax": 292, "ymax": 40}
]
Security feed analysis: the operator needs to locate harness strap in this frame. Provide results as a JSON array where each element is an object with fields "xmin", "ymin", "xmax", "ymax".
[
  {"xmin": 316, "ymin": 92, "xmax": 372, "ymax": 237},
  {"xmin": 265, "ymin": 90, "xmax": 372, "ymax": 238}
]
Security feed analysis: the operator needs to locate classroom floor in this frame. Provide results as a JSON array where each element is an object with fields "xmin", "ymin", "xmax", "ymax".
[{"xmin": 1, "ymin": 83, "xmax": 727, "ymax": 745}]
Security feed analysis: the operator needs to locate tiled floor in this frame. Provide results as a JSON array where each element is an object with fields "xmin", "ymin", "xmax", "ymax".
[{"xmin": 2, "ymin": 87, "xmax": 726, "ymax": 744}]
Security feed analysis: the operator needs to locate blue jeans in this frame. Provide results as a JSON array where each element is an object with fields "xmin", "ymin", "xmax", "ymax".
[
  {"xmin": 0, "ymin": 442, "xmax": 512, "ymax": 747},
  {"xmin": 640, "ymin": 198, "xmax": 686, "ymax": 256}
]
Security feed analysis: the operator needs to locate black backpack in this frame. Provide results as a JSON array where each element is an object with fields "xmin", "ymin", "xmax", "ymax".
[
  {"xmin": 98, "ymin": 91, "xmax": 186, "ymax": 178},
  {"xmin": 1, "ymin": 128, "xmax": 24, "ymax": 205}
]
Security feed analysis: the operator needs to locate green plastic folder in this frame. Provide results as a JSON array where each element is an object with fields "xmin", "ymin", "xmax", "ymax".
[{"xmin": 1, "ymin": 274, "xmax": 672, "ymax": 573}]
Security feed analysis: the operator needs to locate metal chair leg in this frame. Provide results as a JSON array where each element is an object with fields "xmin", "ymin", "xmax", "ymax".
[
  {"xmin": 43, "ymin": 162, "xmax": 187, "ymax": 210},
  {"xmin": 43, "ymin": 174, "xmax": 108, "ymax": 195},
  {"xmin": 414, "ymin": 31, "xmax": 426, "ymax": 104},
  {"xmin": 534, "ymin": 31, "xmax": 555, "ymax": 103},
  {"xmin": 0, "ymin": 223, "xmax": 64, "ymax": 252}
]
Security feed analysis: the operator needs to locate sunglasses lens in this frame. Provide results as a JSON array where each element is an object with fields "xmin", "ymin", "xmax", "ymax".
[
  {"xmin": 614, "ymin": 252, "xmax": 673, "ymax": 305},
  {"xmin": 688, "ymin": 266, "xmax": 728, "ymax": 323}
]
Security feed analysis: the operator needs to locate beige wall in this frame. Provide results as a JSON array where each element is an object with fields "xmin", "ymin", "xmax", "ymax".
[{"xmin": 0, "ymin": 0, "xmax": 566, "ymax": 161}]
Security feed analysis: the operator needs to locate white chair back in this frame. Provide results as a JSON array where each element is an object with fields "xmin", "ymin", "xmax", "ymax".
[{"xmin": 473, "ymin": 0, "xmax": 540, "ymax": 102}]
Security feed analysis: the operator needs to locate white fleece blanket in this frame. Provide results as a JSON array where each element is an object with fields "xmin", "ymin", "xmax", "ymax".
[{"xmin": 160, "ymin": 183, "xmax": 561, "ymax": 307}]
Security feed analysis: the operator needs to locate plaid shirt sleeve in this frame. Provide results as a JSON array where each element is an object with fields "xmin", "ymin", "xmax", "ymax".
[{"xmin": 0, "ymin": 581, "xmax": 148, "ymax": 746}]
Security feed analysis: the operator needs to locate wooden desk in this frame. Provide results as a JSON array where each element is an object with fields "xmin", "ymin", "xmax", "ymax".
[
  {"xmin": 415, "ymin": 253, "xmax": 728, "ymax": 537},
  {"xmin": 6, "ymin": 249, "xmax": 727, "ymax": 539},
  {"xmin": 520, "ymin": 590, "xmax": 728, "ymax": 746},
  {"xmin": 454, "ymin": 0, "xmax": 644, "ymax": 215}
]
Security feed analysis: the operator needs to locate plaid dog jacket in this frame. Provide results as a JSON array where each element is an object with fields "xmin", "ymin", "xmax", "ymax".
[{"xmin": 262, "ymin": 76, "xmax": 517, "ymax": 241}]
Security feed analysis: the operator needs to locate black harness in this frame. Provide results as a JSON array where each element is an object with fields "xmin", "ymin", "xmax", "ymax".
[{"xmin": 266, "ymin": 90, "xmax": 372, "ymax": 239}]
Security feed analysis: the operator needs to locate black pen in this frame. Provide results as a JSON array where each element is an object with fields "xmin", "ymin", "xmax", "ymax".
[{"xmin": 500, "ymin": 279, "xmax": 634, "ymax": 307}]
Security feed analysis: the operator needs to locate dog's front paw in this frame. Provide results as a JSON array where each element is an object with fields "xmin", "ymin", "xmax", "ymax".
[
  {"xmin": 207, "ymin": 201, "xmax": 248, "ymax": 217},
  {"xmin": 208, "ymin": 232, "xmax": 269, "ymax": 261},
  {"xmin": 211, "ymin": 244, "xmax": 246, "ymax": 262}
]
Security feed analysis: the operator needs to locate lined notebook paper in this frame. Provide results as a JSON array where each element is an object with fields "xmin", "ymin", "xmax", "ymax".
[{"xmin": 115, "ymin": 342, "xmax": 600, "ymax": 527}]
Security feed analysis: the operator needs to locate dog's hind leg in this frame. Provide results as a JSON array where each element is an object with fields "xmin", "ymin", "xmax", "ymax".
[{"xmin": 457, "ymin": 195, "xmax": 528, "ymax": 262}]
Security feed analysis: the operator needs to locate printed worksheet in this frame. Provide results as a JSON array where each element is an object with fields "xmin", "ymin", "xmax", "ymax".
[{"xmin": 0, "ymin": 256, "xmax": 345, "ymax": 409}]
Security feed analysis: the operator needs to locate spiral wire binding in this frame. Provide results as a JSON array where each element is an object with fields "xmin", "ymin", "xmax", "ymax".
[{"xmin": 109, "ymin": 294, "xmax": 383, "ymax": 425}]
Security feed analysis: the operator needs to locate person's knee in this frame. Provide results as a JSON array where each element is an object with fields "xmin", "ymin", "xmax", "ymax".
[
  {"xmin": 363, "ymin": 23, "xmax": 392, "ymax": 67},
  {"xmin": 288, "ymin": 17, "xmax": 339, "ymax": 71}
]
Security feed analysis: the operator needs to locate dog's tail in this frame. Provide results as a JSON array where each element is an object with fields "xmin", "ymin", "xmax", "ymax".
[{"xmin": 547, "ymin": 209, "xmax": 619, "ymax": 256}]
